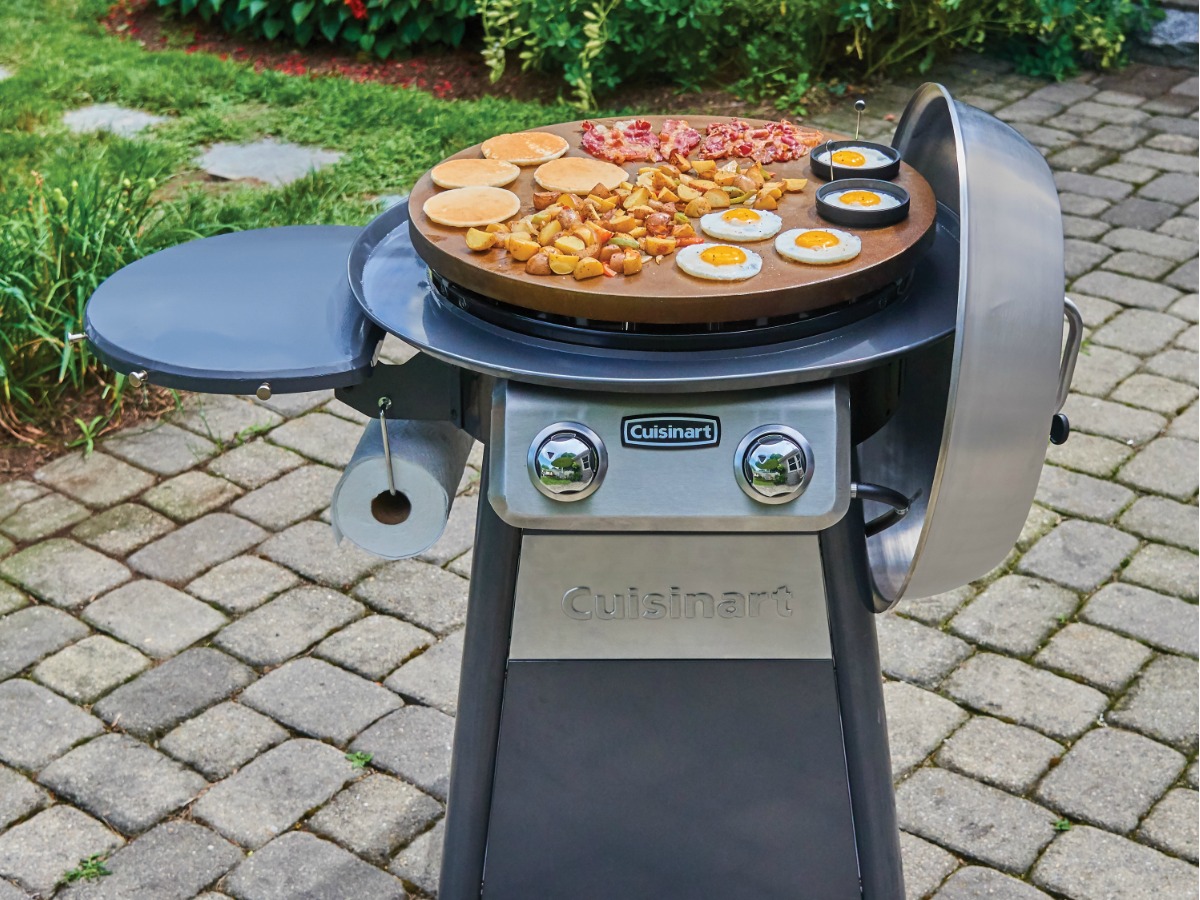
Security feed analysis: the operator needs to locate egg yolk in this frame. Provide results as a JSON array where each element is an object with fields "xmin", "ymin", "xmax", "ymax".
[
  {"xmin": 831, "ymin": 150, "xmax": 866, "ymax": 166},
  {"xmin": 721, "ymin": 208, "xmax": 762, "ymax": 224},
  {"xmin": 838, "ymin": 190, "xmax": 882, "ymax": 207},
  {"xmin": 795, "ymin": 230, "xmax": 840, "ymax": 249},
  {"xmin": 700, "ymin": 245, "xmax": 748, "ymax": 267}
]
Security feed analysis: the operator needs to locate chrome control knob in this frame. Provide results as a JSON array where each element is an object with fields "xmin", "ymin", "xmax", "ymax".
[
  {"xmin": 735, "ymin": 425, "xmax": 814, "ymax": 504},
  {"xmin": 528, "ymin": 423, "xmax": 606, "ymax": 502}
]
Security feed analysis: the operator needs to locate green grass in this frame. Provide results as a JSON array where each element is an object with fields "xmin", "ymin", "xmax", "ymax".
[{"xmin": 0, "ymin": 0, "xmax": 578, "ymax": 440}]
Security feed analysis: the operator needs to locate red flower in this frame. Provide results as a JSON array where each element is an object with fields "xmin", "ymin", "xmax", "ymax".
[{"xmin": 344, "ymin": 0, "xmax": 367, "ymax": 20}]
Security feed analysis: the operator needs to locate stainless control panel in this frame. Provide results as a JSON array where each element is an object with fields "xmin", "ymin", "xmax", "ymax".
[{"xmin": 488, "ymin": 380, "xmax": 850, "ymax": 531}]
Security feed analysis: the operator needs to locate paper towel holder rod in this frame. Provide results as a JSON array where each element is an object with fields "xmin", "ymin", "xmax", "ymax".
[{"xmin": 379, "ymin": 397, "xmax": 397, "ymax": 496}]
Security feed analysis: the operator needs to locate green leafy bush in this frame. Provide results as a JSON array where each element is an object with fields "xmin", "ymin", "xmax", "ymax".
[{"xmin": 157, "ymin": 0, "xmax": 476, "ymax": 58}]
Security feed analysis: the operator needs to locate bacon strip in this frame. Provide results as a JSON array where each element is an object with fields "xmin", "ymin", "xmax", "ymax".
[
  {"xmin": 700, "ymin": 119, "xmax": 823, "ymax": 164},
  {"xmin": 580, "ymin": 119, "xmax": 660, "ymax": 165}
]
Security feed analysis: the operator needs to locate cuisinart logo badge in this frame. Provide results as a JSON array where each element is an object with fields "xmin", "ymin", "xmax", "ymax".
[
  {"xmin": 621, "ymin": 414, "xmax": 720, "ymax": 449},
  {"xmin": 562, "ymin": 586, "xmax": 794, "ymax": 620}
]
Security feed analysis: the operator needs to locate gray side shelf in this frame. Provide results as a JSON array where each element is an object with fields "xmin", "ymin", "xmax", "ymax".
[{"xmin": 85, "ymin": 225, "xmax": 382, "ymax": 395}]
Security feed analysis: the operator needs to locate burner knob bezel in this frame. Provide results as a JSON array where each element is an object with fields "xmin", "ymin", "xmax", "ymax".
[
  {"xmin": 734, "ymin": 425, "xmax": 815, "ymax": 504},
  {"xmin": 528, "ymin": 422, "xmax": 607, "ymax": 502}
]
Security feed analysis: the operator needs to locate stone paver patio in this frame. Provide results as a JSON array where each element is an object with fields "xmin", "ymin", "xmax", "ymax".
[{"xmin": 0, "ymin": 60, "xmax": 1196, "ymax": 899}]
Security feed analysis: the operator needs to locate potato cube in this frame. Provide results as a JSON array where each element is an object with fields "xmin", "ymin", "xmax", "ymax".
[
  {"xmin": 683, "ymin": 197, "xmax": 712, "ymax": 218},
  {"xmin": 643, "ymin": 236, "xmax": 677, "ymax": 255},
  {"xmin": 672, "ymin": 222, "xmax": 696, "ymax": 239},
  {"xmin": 508, "ymin": 237, "xmax": 540, "ymax": 262},
  {"xmin": 713, "ymin": 171, "xmax": 739, "ymax": 187},
  {"xmin": 533, "ymin": 191, "xmax": 561, "ymax": 210},
  {"xmin": 465, "ymin": 228, "xmax": 497, "ymax": 252},
  {"xmin": 704, "ymin": 189, "xmax": 731, "ymax": 209},
  {"xmin": 526, "ymin": 252, "xmax": 552, "ymax": 275},
  {"xmin": 537, "ymin": 220, "xmax": 563, "ymax": 246},
  {"xmin": 784, "ymin": 178, "xmax": 808, "ymax": 192},
  {"xmin": 554, "ymin": 234, "xmax": 587, "ymax": 254},
  {"xmin": 676, "ymin": 183, "xmax": 701, "ymax": 202},
  {"xmin": 622, "ymin": 187, "xmax": 651, "ymax": 210},
  {"xmin": 590, "ymin": 182, "xmax": 612, "ymax": 199},
  {"xmin": 573, "ymin": 258, "xmax": 605, "ymax": 280},
  {"xmin": 622, "ymin": 253, "xmax": 643, "ymax": 275},
  {"xmin": 548, "ymin": 253, "xmax": 580, "ymax": 275},
  {"xmin": 756, "ymin": 192, "xmax": 778, "ymax": 210},
  {"xmin": 629, "ymin": 226, "xmax": 648, "ymax": 238},
  {"xmin": 690, "ymin": 179, "xmax": 718, "ymax": 192},
  {"xmin": 691, "ymin": 160, "xmax": 717, "ymax": 176},
  {"xmin": 608, "ymin": 215, "xmax": 637, "ymax": 233},
  {"xmin": 657, "ymin": 188, "xmax": 680, "ymax": 203}
]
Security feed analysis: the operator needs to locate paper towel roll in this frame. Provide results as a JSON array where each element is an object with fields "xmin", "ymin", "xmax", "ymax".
[{"xmin": 331, "ymin": 418, "xmax": 474, "ymax": 560}]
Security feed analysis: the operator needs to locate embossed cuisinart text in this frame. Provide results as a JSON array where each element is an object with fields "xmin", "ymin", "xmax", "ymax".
[{"xmin": 562, "ymin": 586, "xmax": 794, "ymax": 620}]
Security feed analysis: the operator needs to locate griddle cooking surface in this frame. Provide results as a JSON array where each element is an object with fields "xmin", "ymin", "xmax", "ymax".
[{"xmin": 407, "ymin": 117, "xmax": 937, "ymax": 325}]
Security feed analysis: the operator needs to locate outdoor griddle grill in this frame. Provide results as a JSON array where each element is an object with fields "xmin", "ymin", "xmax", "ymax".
[{"xmin": 83, "ymin": 85, "xmax": 1081, "ymax": 899}]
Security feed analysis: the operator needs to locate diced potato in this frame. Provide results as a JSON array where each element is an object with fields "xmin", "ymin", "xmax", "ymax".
[
  {"xmin": 689, "ymin": 179, "xmax": 718, "ymax": 192},
  {"xmin": 590, "ymin": 182, "xmax": 612, "ymax": 199},
  {"xmin": 533, "ymin": 191, "xmax": 561, "ymax": 211},
  {"xmin": 465, "ymin": 228, "xmax": 497, "ymax": 252},
  {"xmin": 510, "ymin": 218, "xmax": 534, "ymax": 234},
  {"xmin": 530, "ymin": 210, "xmax": 553, "ymax": 228},
  {"xmin": 718, "ymin": 160, "xmax": 738, "ymax": 172},
  {"xmin": 713, "ymin": 171, "xmax": 739, "ymax": 187},
  {"xmin": 570, "ymin": 224, "xmax": 595, "ymax": 241},
  {"xmin": 549, "ymin": 253, "xmax": 580, "ymax": 275},
  {"xmin": 629, "ymin": 226, "xmax": 648, "ymax": 238},
  {"xmin": 672, "ymin": 222, "xmax": 696, "ymax": 239},
  {"xmin": 484, "ymin": 223, "xmax": 509, "ymax": 234},
  {"xmin": 676, "ymin": 183, "xmax": 701, "ymax": 202},
  {"xmin": 526, "ymin": 252, "xmax": 552, "ymax": 275},
  {"xmin": 628, "ymin": 205, "xmax": 655, "ymax": 221},
  {"xmin": 608, "ymin": 215, "xmax": 638, "ymax": 233},
  {"xmin": 643, "ymin": 236, "xmax": 677, "ymax": 255},
  {"xmin": 508, "ymin": 237, "xmax": 540, "ymax": 262},
  {"xmin": 651, "ymin": 170, "xmax": 675, "ymax": 191},
  {"xmin": 684, "ymin": 197, "xmax": 712, "ymax": 218},
  {"xmin": 597, "ymin": 197, "xmax": 618, "ymax": 213},
  {"xmin": 784, "ymin": 178, "xmax": 808, "ymax": 192},
  {"xmin": 622, "ymin": 253, "xmax": 643, "ymax": 276},
  {"xmin": 619, "ymin": 181, "xmax": 634, "ymax": 191},
  {"xmin": 756, "ymin": 192, "xmax": 778, "ymax": 210},
  {"xmin": 704, "ymin": 189, "xmax": 731, "ymax": 209},
  {"xmin": 657, "ymin": 188, "xmax": 680, "ymax": 203},
  {"xmin": 746, "ymin": 167, "xmax": 765, "ymax": 188},
  {"xmin": 559, "ymin": 193, "xmax": 579, "ymax": 209},
  {"xmin": 691, "ymin": 160, "xmax": 717, "ymax": 176},
  {"xmin": 573, "ymin": 258, "xmax": 605, "ymax": 280},
  {"xmin": 767, "ymin": 187, "xmax": 784, "ymax": 200},
  {"xmin": 554, "ymin": 234, "xmax": 587, "ymax": 254},
  {"xmin": 622, "ymin": 187, "xmax": 651, "ymax": 210},
  {"xmin": 538, "ymin": 220, "xmax": 563, "ymax": 246},
  {"xmin": 668, "ymin": 152, "xmax": 690, "ymax": 171}
]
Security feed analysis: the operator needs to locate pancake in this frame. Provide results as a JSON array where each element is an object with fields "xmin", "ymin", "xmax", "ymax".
[
  {"xmin": 422, "ymin": 186, "xmax": 521, "ymax": 228},
  {"xmin": 431, "ymin": 158, "xmax": 521, "ymax": 189},
  {"xmin": 533, "ymin": 156, "xmax": 628, "ymax": 195},
  {"xmin": 481, "ymin": 132, "xmax": 569, "ymax": 166}
]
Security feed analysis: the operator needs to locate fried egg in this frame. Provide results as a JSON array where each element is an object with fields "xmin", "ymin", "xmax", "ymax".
[
  {"xmin": 676, "ymin": 243, "xmax": 763, "ymax": 281},
  {"xmin": 775, "ymin": 228, "xmax": 862, "ymax": 266},
  {"xmin": 825, "ymin": 188, "xmax": 902, "ymax": 210},
  {"xmin": 815, "ymin": 145, "xmax": 894, "ymax": 169},
  {"xmin": 699, "ymin": 207, "xmax": 783, "ymax": 242}
]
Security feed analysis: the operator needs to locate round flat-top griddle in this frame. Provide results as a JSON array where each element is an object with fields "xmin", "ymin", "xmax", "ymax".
[{"xmin": 407, "ymin": 116, "xmax": 937, "ymax": 325}]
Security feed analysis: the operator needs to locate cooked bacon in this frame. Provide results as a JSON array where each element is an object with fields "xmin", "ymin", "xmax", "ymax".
[
  {"xmin": 658, "ymin": 118, "xmax": 701, "ymax": 160},
  {"xmin": 580, "ymin": 119, "xmax": 660, "ymax": 164},
  {"xmin": 699, "ymin": 119, "xmax": 823, "ymax": 164}
]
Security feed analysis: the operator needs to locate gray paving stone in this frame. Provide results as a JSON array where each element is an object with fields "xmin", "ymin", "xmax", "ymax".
[
  {"xmin": 0, "ymin": 881, "xmax": 29, "ymax": 900},
  {"xmin": 383, "ymin": 629, "xmax": 464, "ymax": 714},
  {"xmin": 1169, "ymin": 400, "xmax": 1199, "ymax": 440},
  {"xmin": 1050, "ymin": 144, "xmax": 1114, "ymax": 174},
  {"xmin": 1083, "ymin": 582, "xmax": 1199, "ymax": 656},
  {"xmin": 83, "ymin": 580, "xmax": 226, "ymax": 659},
  {"xmin": 1070, "ymin": 345, "xmax": 1141, "ymax": 396},
  {"xmin": 1159, "ymin": 217, "xmax": 1200, "ymax": 244},
  {"xmin": 1045, "ymin": 432, "xmax": 1133, "ymax": 477},
  {"xmin": 353, "ymin": 560, "xmax": 469, "ymax": 635},
  {"xmin": 1167, "ymin": 258, "xmax": 1200, "ymax": 293},
  {"xmin": 876, "ymin": 612, "xmax": 973, "ymax": 689},
  {"xmin": 936, "ymin": 715, "xmax": 1063, "ymax": 796},
  {"xmin": 307, "ymin": 774, "xmax": 441, "ymax": 865},
  {"xmin": 254, "ymin": 390, "xmax": 333, "ymax": 418},
  {"xmin": 94, "ymin": 647, "xmax": 255, "ymax": 738},
  {"xmin": 883, "ymin": 681, "xmax": 968, "ymax": 778},
  {"xmin": 1018, "ymin": 519, "xmax": 1138, "ymax": 590},
  {"xmin": 389, "ymin": 818, "xmax": 442, "ymax": 895},
  {"xmin": 1030, "ymin": 82, "xmax": 1097, "ymax": 104},
  {"xmin": 103, "ymin": 423, "xmax": 218, "ymax": 476},
  {"xmin": 38, "ymin": 734, "xmax": 208, "ymax": 835},
  {"xmin": 0, "ymin": 807, "xmax": 123, "ymax": 897},
  {"xmin": 949, "ymin": 575, "xmax": 1077, "ymax": 656},
  {"xmin": 0, "ymin": 479, "xmax": 40, "ymax": 523},
  {"xmin": 197, "ymin": 140, "xmax": 344, "ymax": 187},
  {"xmin": 1061, "ymin": 394, "xmax": 1166, "ymax": 446},
  {"xmin": 63, "ymin": 103, "xmax": 165, "ymax": 136},
  {"xmin": 1035, "ymin": 622, "xmax": 1153, "ymax": 692},
  {"xmin": 0, "ymin": 765, "xmax": 49, "ymax": 831},
  {"xmin": 128, "ymin": 513, "xmax": 267, "ymax": 583},
  {"xmin": 214, "ymin": 585, "xmax": 363, "ymax": 668},
  {"xmin": 1036, "ymin": 728, "xmax": 1185, "ymax": 833},
  {"xmin": 1102, "ymin": 198, "xmax": 1180, "ymax": 230},
  {"xmin": 899, "ymin": 831, "xmax": 957, "ymax": 900},
  {"xmin": 896, "ymin": 768, "xmax": 1056, "ymax": 874},
  {"xmin": 206, "ymin": 440, "xmax": 305, "ymax": 490},
  {"xmin": 242, "ymin": 658, "xmax": 401, "ymax": 745},
  {"xmin": 259, "ymin": 520, "xmax": 383, "ymax": 589},
  {"xmin": 943, "ymin": 653, "xmax": 1108, "ymax": 739},
  {"xmin": 351, "ymin": 706, "xmax": 454, "ymax": 801},
  {"xmin": 1140, "ymin": 171, "xmax": 1200, "ymax": 205},
  {"xmin": 0, "ymin": 606, "xmax": 88, "ymax": 679},
  {"xmin": 159, "ymin": 702, "xmax": 287, "ymax": 781},
  {"xmin": 1064, "ymin": 238, "xmax": 1113, "ymax": 278},
  {"xmin": 35, "ymin": 452, "xmax": 154, "ymax": 509},
  {"xmin": 314, "ymin": 615, "xmax": 433, "ymax": 681},
  {"xmin": 1175, "ymin": 323, "xmax": 1199, "ymax": 349},
  {"xmin": 900, "ymin": 586, "xmax": 975, "ymax": 627},
  {"xmin": 1058, "ymin": 192, "xmax": 1110, "ymax": 217},
  {"xmin": 32, "ymin": 635, "xmax": 150, "ymax": 704},
  {"xmin": 1146, "ymin": 347, "xmax": 1200, "ymax": 385},
  {"xmin": 1123, "ymin": 542, "xmax": 1199, "ymax": 600},
  {"xmin": 415, "ymin": 493, "xmax": 478, "ymax": 567},
  {"xmin": 1062, "ymin": 213, "xmax": 1112, "ymax": 239},
  {"xmin": 1137, "ymin": 788, "xmax": 1199, "ymax": 863},
  {"xmin": 193, "ymin": 739, "xmax": 358, "ymax": 849},
  {"xmin": 1124, "ymin": 146, "xmax": 1200, "ymax": 174},
  {"xmin": 56, "ymin": 821, "xmax": 242, "ymax": 900},
  {"xmin": 933, "ymin": 867, "xmax": 1050, "ymax": 899},
  {"xmin": 174, "ymin": 394, "xmax": 283, "ymax": 445},
  {"xmin": 1072, "ymin": 271, "xmax": 1181, "ymax": 311},
  {"xmin": 224, "ymin": 831, "xmax": 405, "ymax": 900},
  {"xmin": 229, "ymin": 465, "xmax": 340, "ymax": 530},
  {"xmin": 1103, "ymin": 226, "xmax": 1198, "ymax": 261},
  {"xmin": 0, "ymin": 581, "xmax": 27, "ymax": 616},
  {"xmin": 71, "ymin": 504, "xmax": 174, "ymax": 556},
  {"xmin": 1110, "ymin": 654, "xmax": 1199, "ymax": 752},
  {"xmin": 1083, "ymin": 122, "xmax": 1149, "ymax": 150},
  {"xmin": 447, "ymin": 548, "xmax": 472, "ymax": 579},
  {"xmin": 1112, "ymin": 372, "xmax": 1198, "ymax": 414},
  {"xmin": 0, "ymin": 680, "xmax": 103, "ymax": 770},
  {"xmin": 1120, "ymin": 495, "xmax": 1200, "ymax": 551},
  {"xmin": 141, "ymin": 471, "xmax": 241, "ymax": 522},
  {"xmin": 1093, "ymin": 308, "xmax": 1187, "ymax": 354},
  {"xmin": 1091, "ymin": 88, "xmax": 1146, "ymax": 106},
  {"xmin": 1032, "ymin": 824, "xmax": 1198, "ymax": 899},
  {"xmin": 0, "ymin": 493, "xmax": 89, "ymax": 542},
  {"xmin": 0, "ymin": 539, "xmax": 130, "ymax": 610},
  {"xmin": 1054, "ymin": 170, "xmax": 1133, "ymax": 200},
  {"xmin": 267, "ymin": 413, "xmax": 359, "ymax": 467},
  {"xmin": 186, "ymin": 556, "xmax": 298, "ymax": 614},
  {"xmin": 1118, "ymin": 436, "xmax": 1200, "ymax": 500}
]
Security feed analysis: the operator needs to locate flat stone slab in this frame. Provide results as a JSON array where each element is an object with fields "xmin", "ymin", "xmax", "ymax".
[
  {"xmin": 353, "ymin": 559, "xmax": 469, "ymax": 635},
  {"xmin": 0, "ymin": 680, "xmax": 103, "ymax": 770},
  {"xmin": 0, "ymin": 605, "xmax": 89, "ymax": 680},
  {"xmin": 192, "ymin": 739, "xmax": 358, "ymax": 849},
  {"xmin": 223, "ymin": 831, "xmax": 406, "ymax": 900},
  {"xmin": 186, "ymin": 555, "xmax": 299, "ymax": 615},
  {"xmin": 63, "ymin": 103, "xmax": 166, "ymax": 136},
  {"xmin": 159, "ymin": 702, "xmax": 288, "ymax": 781},
  {"xmin": 0, "ymin": 806, "xmax": 123, "ymax": 897},
  {"xmin": 883, "ymin": 681, "xmax": 968, "ymax": 779},
  {"xmin": 35, "ymin": 452, "xmax": 154, "ymax": 509},
  {"xmin": 71, "ymin": 504, "xmax": 175, "ymax": 557},
  {"xmin": 32, "ymin": 634, "xmax": 151, "ymax": 704},
  {"xmin": 197, "ymin": 140, "xmax": 343, "ymax": 187},
  {"xmin": 899, "ymin": 831, "xmax": 958, "ymax": 900},
  {"xmin": 0, "ymin": 765, "xmax": 50, "ymax": 831},
  {"xmin": 83, "ymin": 580, "xmax": 227, "ymax": 659},
  {"xmin": 307, "ymin": 774, "xmax": 441, "ymax": 865},
  {"xmin": 1083, "ymin": 583, "xmax": 1200, "ymax": 656},
  {"xmin": 350, "ymin": 706, "xmax": 454, "ymax": 801},
  {"xmin": 38, "ymin": 734, "xmax": 208, "ymax": 836},
  {"xmin": 388, "ymin": 819, "xmax": 442, "ymax": 895},
  {"xmin": 1033, "ymin": 824, "xmax": 1198, "ymax": 898},
  {"xmin": 1110, "ymin": 655, "xmax": 1199, "ymax": 752},
  {"xmin": 935, "ymin": 867, "xmax": 1051, "ymax": 899},
  {"xmin": 0, "ymin": 539, "xmax": 130, "ymax": 610},
  {"xmin": 937, "ymin": 716, "xmax": 1064, "ymax": 795},
  {"xmin": 127, "ymin": 513, "xmax": 267, "ymax": 584},
  {"xmin": 314, "ymin": 614, "xmax": 433, "ymax": 681},
  {"xmin": 383, "ymin": 629, "xmax": 464, "ymax": 715},
  {"xmin": 214, "ymin": 585, "xmax": 363, "ymax": 668}
]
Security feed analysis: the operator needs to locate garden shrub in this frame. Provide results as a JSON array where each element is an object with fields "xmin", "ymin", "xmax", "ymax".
[{"xmin": 157, "ymin": 0, "xmax": 476, "ymax": 58}]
